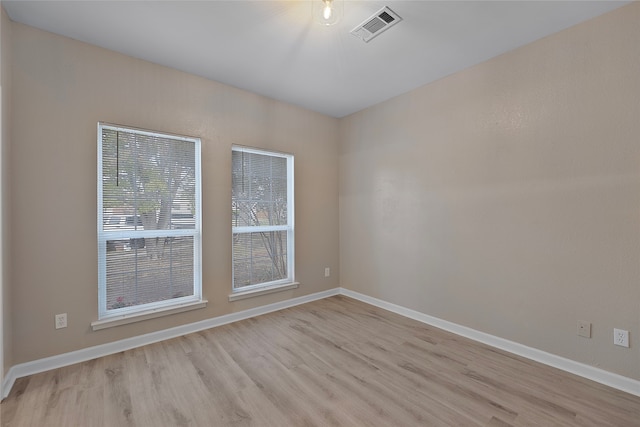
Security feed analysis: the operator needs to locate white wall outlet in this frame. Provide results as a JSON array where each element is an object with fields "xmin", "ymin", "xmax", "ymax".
[
  {"xmin": 613, "ymin": 328, "xmax": 629, "ymax": 347},
  {"xmin": 577, "ymin": 321, "xmax": 591, "ymax": 338},
  {"xmin": 324, "ymin": 267, "xmax": 330, "ymax": 277},
  {"xmin": 55, "ymin": 313, "xmax": 67, "ymax": 329}
]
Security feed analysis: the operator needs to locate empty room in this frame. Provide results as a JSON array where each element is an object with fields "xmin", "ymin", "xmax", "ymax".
[{"xmin": 1, "ymin": 1, "xmax": 639, "ymax": 426}]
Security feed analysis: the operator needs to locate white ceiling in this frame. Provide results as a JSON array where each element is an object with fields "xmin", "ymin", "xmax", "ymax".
[{"xmin": 3, "ymin": 1, "xmax": 629, "ymax": 118}]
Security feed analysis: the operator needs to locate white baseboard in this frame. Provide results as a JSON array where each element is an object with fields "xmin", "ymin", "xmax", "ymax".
[
  {"xmin": 339, "ymin": 288, "xmax": 640, "ymax": 397},
  {"xmin": 2, "ymin": 287, "xmax": 339, "ymax": 399},
  {"xmin": 3, "ymin": 286, "xmax": 639, "ymax": 400}
]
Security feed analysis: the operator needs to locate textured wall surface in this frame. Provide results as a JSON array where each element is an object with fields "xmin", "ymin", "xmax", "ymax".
[
  {"xmin": 339, "ymin": 3, "xmax": 640, "ymax": 380},
  {"xmin": 2, "ymin": 7, "xmax": 13, "ymax": 378},
  {"xmin": 8, "ymin": 22, "xmax": 340, "ymax": 364}
]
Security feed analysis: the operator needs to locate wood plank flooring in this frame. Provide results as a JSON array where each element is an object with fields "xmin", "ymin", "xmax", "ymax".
[{"xmin": 2, "ymin": 295, "xmax": 639, "ymax": 426}]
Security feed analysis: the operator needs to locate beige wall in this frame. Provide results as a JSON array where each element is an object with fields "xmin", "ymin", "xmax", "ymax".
[
  {"xmin": 1, "ymin": 7, "xmax": 13, "ymax": 378},
  {"xmin": 339, "ymin": 3, "xmax": 640, "ymax": 380},
  {"xmin": 8, "ymin": 21, "xmax": 340, "ymax": 364}
]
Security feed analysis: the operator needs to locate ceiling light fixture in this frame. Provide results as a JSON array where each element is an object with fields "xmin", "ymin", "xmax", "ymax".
[{"xmin": 313, "ymin": 0, "xmax": 342, "ymax": 26}]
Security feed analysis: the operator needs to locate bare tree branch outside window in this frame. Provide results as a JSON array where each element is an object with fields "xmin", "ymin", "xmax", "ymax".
[{"xmin": 232, "ymin": 148, "xmax": 293, "ymax": 289}]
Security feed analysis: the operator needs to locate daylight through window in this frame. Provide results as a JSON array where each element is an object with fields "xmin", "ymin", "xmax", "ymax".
[
  {"xmin": 232, "ymin": 146, "xmax": 294, "ymax": 291},
  {"xmin": 97, "ymin": 123, "xmax": 202, "ymax": 319}
]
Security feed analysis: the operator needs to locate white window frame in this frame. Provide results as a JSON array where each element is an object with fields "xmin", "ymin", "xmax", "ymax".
[
  {"xmin": 232, "ymin": 145, "xmax": 295, "ymax": 293},
  {"xmin": 97, "ymin": 123, "xmax": 202, "ymax": 320}
]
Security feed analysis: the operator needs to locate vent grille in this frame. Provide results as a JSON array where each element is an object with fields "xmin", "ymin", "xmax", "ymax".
[
  {"xmin": 378, "ymin": 11, "xmax": 395, "ymax": 24},
  {"xmin": 350, "ymin": 6, "xmax": 402, "ymax": 43},
  {"xmin": 363, "ymin": 17, "xmax": 387, "ymax": 34}
]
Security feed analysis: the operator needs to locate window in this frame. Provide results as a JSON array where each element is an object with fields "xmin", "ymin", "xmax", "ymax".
[
  {"xmin": 97, "ymin": 123, "xmax": 202, "ymax": 320},
  {"xmin": 232, "ymin": 146, "xmax": 294, "ymax": 292}
]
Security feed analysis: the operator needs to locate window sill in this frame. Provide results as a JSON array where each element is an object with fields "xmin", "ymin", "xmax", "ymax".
[
  {"xmin": 228, "ymin": 282, "xmax": 299, "ymax": 302},
  {"xmin": 91, "ymin": 300, "xmax": 208, "ymax": 331}
]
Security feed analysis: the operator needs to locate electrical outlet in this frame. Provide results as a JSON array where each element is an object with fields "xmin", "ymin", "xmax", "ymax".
[
  {"xmin": 577, "ymin": 321, "xmax": 591, "ymax": 338},
  {"xmin": 613, "ymin": 328, "xmax": 629, "ymax": 348},
  {"xmin": 55, "ymin": 313, "xmax": 67, "ymax": 329},
  {"xmin": 324, "ymin": 267, "xmax": 330, "ymax": 277}
]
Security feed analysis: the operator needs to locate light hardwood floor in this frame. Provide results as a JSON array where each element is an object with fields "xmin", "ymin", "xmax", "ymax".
[{"xmin": 2, "ymin": 295, "xmax": 639, "ymax": 426}]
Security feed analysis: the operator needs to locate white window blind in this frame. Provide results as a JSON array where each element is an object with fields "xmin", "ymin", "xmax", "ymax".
[
  {"xmin": 232, "ymin": 146, "xmax": 294, "ymax": 291},
  {"xmin": 98, "ymin": 123, "xmax": 202, "ymax": 319}
]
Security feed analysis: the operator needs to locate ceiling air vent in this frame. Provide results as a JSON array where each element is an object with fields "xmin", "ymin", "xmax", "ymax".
[{"xmin": 350, "ymin": 6, "xmax": 402, "ymax": 43}]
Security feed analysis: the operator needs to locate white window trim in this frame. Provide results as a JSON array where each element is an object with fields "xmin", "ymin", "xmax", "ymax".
[
  {"xmin": 97, "ymin": 123, "xmax": 203, "ymax": 321},
  {"xmin": 228, "ymin": 282, "xmax": 299, "ymax": 302},
  {"xmin": 91, "ymin": 300, "xmax": 208, "ymax": 331},
  {"xmin": 231, "ymin": 145, "xmax": 295, "ymax": 292}
]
